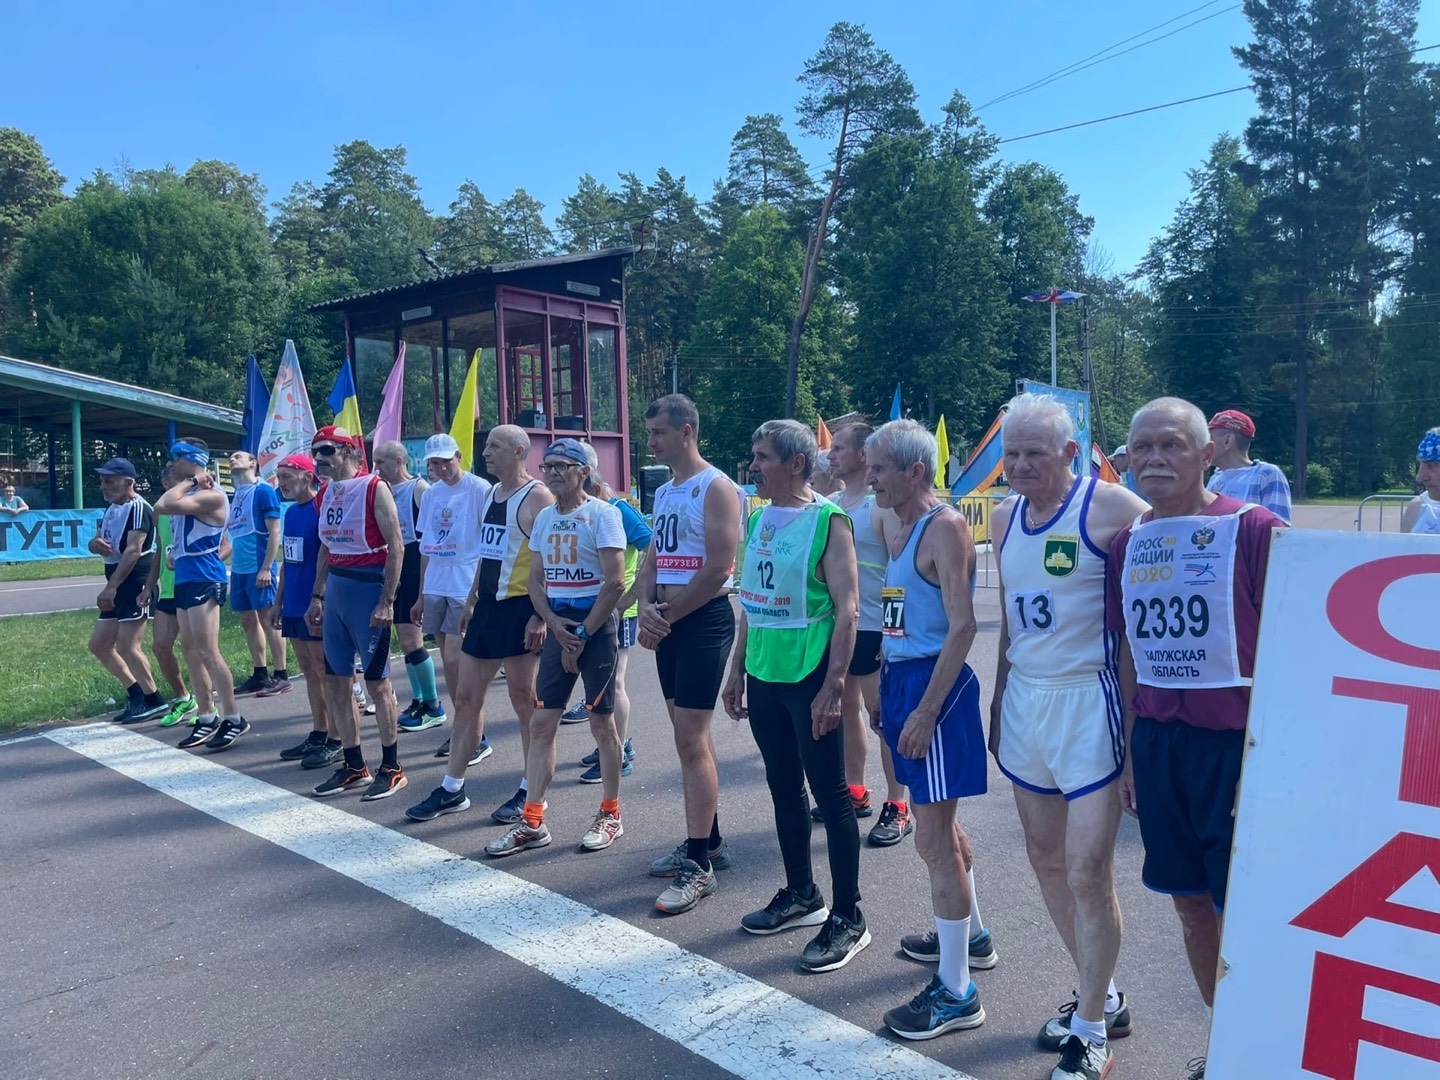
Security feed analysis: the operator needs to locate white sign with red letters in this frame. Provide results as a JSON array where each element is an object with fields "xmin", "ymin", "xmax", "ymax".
[{"xmin": 1210, "ymin": 528, "xmax": 1440, "ymax": 1079}]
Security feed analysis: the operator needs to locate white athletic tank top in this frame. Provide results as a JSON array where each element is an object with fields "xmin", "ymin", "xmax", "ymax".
[
  {"xmin": 1411, "ymin": 494, "xmax": 1440, "ymax": 535},
  {"xmin": 101, "ymin": 497, "xmax": 155, "ymax": 564},
  {"xmin": 318, "ymin": 476, "xmax": 385, "ymax": 556},
  {"xmin": 839, "ymin": 489, "xmax": 885, "ymax": 633},
  {"xmin": 392, "ymin": 478, "xmax": 421, "ymax": 545},
  {"xmin": 999, "ymin": 477, "xmax": 1115, "ymax": 679},
  {"xmin": 477, "ymin": 479, "xmax": 539, "ymax": 601},
  {"xmin": 177, "ymin": 487, "xmax": 228, "ymax": 556},
  {"xmin": 227, "ymin": 483, "xmax": 258, "ymax": 537},
  {"xmin": 651, "ymin": 465, "xmax": 742, "ymax": 586},
  {"xmin": 531, "ymin": 496, "xmax": 624, "ymax": 607}
]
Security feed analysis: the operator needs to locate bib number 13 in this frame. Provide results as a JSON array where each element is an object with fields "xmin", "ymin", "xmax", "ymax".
[
  {"xmin": 1011, "ymin": 590, "xmax": 1054, "ymax": 634},
  {"xmin": 1130, "ymin": 595, "xmax": 1210, "ymax": 639}
]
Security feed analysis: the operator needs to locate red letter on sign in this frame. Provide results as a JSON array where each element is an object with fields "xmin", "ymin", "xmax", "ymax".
[
  {"xmin": 1301, "ymin": 952, "xmax": 1440, "ymax": 1079},
  {"xmin": 1326, "ymin": 555, "xmax": 1440, "ymax": 671},
  {"xmin": 1293, "ymin": 832, "xmax": 1440, "ymax": 937},
  {"xmin": 1333, "ymin": 678, "xmax": 1440, "ymax": 809}
]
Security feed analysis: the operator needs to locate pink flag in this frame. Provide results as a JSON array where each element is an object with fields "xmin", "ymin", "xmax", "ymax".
[{"xmin": 372, "ymin": 342, "xmax": 406, "ymax": 445}]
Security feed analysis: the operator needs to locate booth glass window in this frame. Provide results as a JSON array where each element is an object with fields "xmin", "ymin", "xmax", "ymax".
[
  {"xmin": 587, "ymin": 324, "xmax": 619, "ymax": 433},
  {"xmin": 503, "ymin": 309, "xmax": 547, "ymax": 428},
  {"xmin": 401, "ymin": 320, "xmax": 442, "ymax": 435},
  {"xmin": 353, "ymin": 333, "xmax": 394, "ymax": 430},
  {"xmin": 550, "ymin": 315, "xmax": 585, "ymax": 431},
  {"xmin": 446, "ymin": 311, "xmax": 497, "ymax": 429}
]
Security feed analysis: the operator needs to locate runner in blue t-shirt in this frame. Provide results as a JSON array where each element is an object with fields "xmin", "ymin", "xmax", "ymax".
[{"xmin": 227, "ymin": 450, "xmax": 287, "ymax": 695}]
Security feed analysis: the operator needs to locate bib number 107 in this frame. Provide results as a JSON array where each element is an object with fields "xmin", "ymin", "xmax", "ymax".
[{"xmin": 1130, "ymin": 595, "xmax": 1210, "ymax": 639}]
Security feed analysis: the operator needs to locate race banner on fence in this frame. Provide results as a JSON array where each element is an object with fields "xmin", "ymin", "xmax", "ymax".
[
  {"xmin": 1209, "ymin": 528, "xmax": 1440, "ymax": 1079},
  {"xmin": 0, "ymin": 508, "xmax": 106, "ymax": 561}
]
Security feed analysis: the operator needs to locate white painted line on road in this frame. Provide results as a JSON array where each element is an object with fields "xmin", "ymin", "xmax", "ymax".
[
  {"xmin": 45, "ymin": 724, "xmax": 978, "ymax": 1080},
  {"xmin": 3, "ymin": 581, "xmax": 98, "ymax": 593},
  {"xmin": 0, "ymin": 607, "xmax": 90, "ymax": 618},
  {"xmin": 0, "ymin": 733, "xmax": 46, "ymax": 746}
]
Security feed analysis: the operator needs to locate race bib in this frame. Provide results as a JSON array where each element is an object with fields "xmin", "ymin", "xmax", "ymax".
[
  {"xmin": 476, "ymin": 522, "xmax": 508, "ymax": 563},
  {"xmin": 283, "ymin": 536, "xmax": 303, "ymax": 563},
  {"xmin": 1009, "ymin": 589, "xmax": 1055, "ymax": 636},
  {"xmin": 881, "ymin": 586, "xmax": 906, "ymax": 637}
]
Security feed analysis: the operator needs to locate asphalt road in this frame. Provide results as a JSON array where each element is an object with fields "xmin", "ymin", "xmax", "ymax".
[
  {"xmin": 0, "ymin": 574, "xmax": 104, "ymax": 617},
  {"xmin": 3, "ymin": 576, "xmax": 1222, "ymax": 1080}
]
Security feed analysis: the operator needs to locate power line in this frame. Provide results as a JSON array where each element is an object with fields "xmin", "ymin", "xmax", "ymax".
[{"xmin": 981, "ymin": 2, "xmax": 1240, "ymax": 109}]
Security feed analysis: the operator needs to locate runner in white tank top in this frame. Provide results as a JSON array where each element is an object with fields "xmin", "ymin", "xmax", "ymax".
[
  {"xmin": 989, "ymin": 394, "xmax": 1149, "ymax": 1071},
  {"xmin": 374, "ymin": 440, "xmax": 437, "ymax": 733}
]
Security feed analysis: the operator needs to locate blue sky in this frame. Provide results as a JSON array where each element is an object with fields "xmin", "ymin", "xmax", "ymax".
[{"xmin": 11, "ymin": 1, "xmax": 1438, "ymax": 274}]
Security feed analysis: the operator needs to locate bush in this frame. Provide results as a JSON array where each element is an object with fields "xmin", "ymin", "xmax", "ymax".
[{"xmin": 1306, "ymin": 462, "xmax": 1334, "ymax": 497}]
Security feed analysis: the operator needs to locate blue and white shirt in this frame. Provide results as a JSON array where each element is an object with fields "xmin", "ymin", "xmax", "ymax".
[{"xmin": 1207, "ymin": 461, "xmax": 1291, "ymax": 524}]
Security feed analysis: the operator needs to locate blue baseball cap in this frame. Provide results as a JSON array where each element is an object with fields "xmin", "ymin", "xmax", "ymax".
[
  {"xmin": 95, "ymin": 457, "xmax": 137, "ymax": 478},
  {"xmin": 544, "ymin": 438, "xmax": 590, "ymax": 466}
]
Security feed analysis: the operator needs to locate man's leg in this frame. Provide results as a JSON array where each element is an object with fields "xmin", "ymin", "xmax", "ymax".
[
  {"xmin": 396, "ymin": 621, "xmax": 434, "ymax": 712},
  {"xmin": 861, "ymin": 673, "xmax": 908, "ymax": 805},
  {"xmin": 447, "ymin": 652, "xmax": 504, "ymax": 777},
  {"xmin": 197, "ymin": 599, "xmax": 238, "ymax": 716},
  {"xmin": 1014, "ymin": 788, "xmax": 1081, "ymax": 962},
  {"xmin": 114, "ymin": 618, "xmax": 158, "ymax": 695},
  {"xmin": 88, "ymin": 620, "xmax": 132, "ymax": 685},
  {"xmin": 151, "ymin": 611, "xmax": 189, "ymax": 699},
  {"xmin": 912, "ymin": 800, "xmax": 974, "ymax": 996},
  {"xmin": 239, "ymin": 608, "xmax": 267, "ymax": 671},
  {"xmin": 175, "ymin": 606, "xmax": 214, "ymax": 715},
  {"xmin": 294, "ymin": 638, "xmax": 330, "ymax": 733},
  {"xmin": 523, "ymin": 707, "xmax": 564, "ymax": 803},
  {"xmin": 436, "ymin": 630, "xmax": 463, "ymax": 711},
  {"xmin": 839, "ymin": 672, "xmax": 869, "ymax": 794},
  {"xmin": 503, "ymin": 651, "xmax": 540, "ymax": 764},
  {"xmin": 1173, "ymin": 893, "xmax": 1222, "ymax": 1006},
  {"xmin": 672, "ymin": 704, "xmax": 720, "ymax": 843},
  {"xmin": 261, "ymin": 605, "xmax": 286, "ymax": 676},
  {"xmin": 611, "ymin": 647, "xmax": 631, "ymax": 746},
  {"xmin": 1065, "ymin": 786, "xmax": 1124, "ymax": 1025}
]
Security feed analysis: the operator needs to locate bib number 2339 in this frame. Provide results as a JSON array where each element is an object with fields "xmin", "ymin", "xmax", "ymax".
[{"xmin": 881, "ymin": 586, "xmax": 906, "ymax": 637}]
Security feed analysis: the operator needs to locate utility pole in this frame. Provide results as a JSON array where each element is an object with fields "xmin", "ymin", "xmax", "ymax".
[
  {"xmin": 1080, "ymin": 297, "xmax": 1106, "ymax": 454},
  {"xmin": 670, "ymin": 354, "xmax": 679, "ymax": 395}
]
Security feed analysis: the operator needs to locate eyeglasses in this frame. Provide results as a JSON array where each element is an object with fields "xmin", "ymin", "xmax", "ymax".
[
  {"xmin": 312, "ymin": 445, "xmax": 340, "ymax": 457},
  {"xmin": 540, "ymin": 461, "xmax": 580, "ymax": 473}
]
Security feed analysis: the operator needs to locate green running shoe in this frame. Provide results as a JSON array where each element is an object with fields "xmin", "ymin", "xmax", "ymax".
[{"xmin": 158, "ymin": 695, "xmax": 199, "ymax": 728}]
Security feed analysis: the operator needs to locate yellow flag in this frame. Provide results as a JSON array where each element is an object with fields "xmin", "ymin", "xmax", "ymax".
[
  {"xmin": 935, "ymin": 415, "xmax": 950, "ymax": 489},
  {"xmin": 817, "ymin": 416, "xmax": 832, "ymax": 449},
  {"xmin": 449, "ymin": 349, "xmax": 481, "ymax": 470}
]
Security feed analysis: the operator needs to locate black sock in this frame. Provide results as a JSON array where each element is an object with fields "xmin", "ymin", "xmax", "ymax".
[
  {"xmin": 404, "ymin": 648, "xmax": 428, "ymax": 666},
  {"xmin": 685, "ymin": 837, "xmax": 711, "ymax": 870},
  {"xmin": 343, "ymin": 746, "xmax": 364, "ymax": 769},
  {"xmin": 253, "ymin": 666, "xmax": 267, "ymax": 680},
  {"xmin": 274, "ymin": 669, "xmax": 288, "ymax": 680},
  {"xmin": 306, "ymin": 730, "xmax": 327, "ymax": 744},
  {"xmin": 381, "ymin": 742, "xmax": 399, "ymax": 768},
  {"xmin": 325, "ymin": 737, "xmax": 342, "ymax": 749},
  {"xmin": 126, "ymin": 682, "xmax": 143, "ymax": 704},
  {"xmin": 144, "ymin": 691, "xmax": 164, "ymax": 707},
  {"xmin": 708, "ymin": 814, "xmax": 722, "ymax": 848}
]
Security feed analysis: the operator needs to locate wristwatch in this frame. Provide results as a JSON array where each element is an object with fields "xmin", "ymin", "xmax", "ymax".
[{"xmin": 574, "ymin": 624, "xmax": 591, "ymax": 642}]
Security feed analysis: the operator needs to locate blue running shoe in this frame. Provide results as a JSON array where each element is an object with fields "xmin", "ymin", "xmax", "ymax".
[{"xmin": 884, "ymin": 975, "xmax": 986, "ymax": 1040}]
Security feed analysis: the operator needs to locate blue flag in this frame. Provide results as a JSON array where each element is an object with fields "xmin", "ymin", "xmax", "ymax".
[
  {"xmin": 242, "ymin": 354, "xmax": 267, "ymax": 456},
  {"xmin": 889, "ymin": 383, "xmax": 902, "ymax": 422}
]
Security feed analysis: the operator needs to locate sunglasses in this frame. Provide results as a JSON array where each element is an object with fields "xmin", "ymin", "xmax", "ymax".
[
  {"xmin": 540, "ymin": 461, "xmax": 580, "ymax": 473},
  {"xmin": 312, "ymin": 445, "xmax": 340, "ymax": 457}
]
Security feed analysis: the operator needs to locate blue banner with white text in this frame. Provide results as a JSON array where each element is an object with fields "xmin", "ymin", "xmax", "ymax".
[{"xmin": 0, "ymin": 509, "xmax": 106, "ymax": 561}]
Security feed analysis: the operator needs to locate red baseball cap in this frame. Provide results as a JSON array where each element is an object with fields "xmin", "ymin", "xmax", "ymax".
[
  {"xmin": 1207, "ymin": 410, "xmax": 1256, "ymax": 438},
  {"xmin": 277, "ymin": 453, "xmax": 317, "ymax": 474},
  {"xmin": 312, "ymin": 425, "xmax": 363, "ymax": 449}
]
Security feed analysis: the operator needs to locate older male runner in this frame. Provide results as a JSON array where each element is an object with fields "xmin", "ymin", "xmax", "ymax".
[
  {"xmin": 139, "ymin": 462, "xmax": 199, "ymax": 728},
  {"xmin": 271, "ymin": 454, "xmax": 342, "ymax": 769},
  {"xmin": 1204, "ymin": 409, "xmax": 1291, "ymax": 523},
  {"xmin": 485, "ymin": 438, "xmax": 627, "ymax": 856},
  {"xmin": 406, "ymin": 426, "xmax": 553, "ymax": 824},
  {"xmin": 722, "ymin": 419, "xmax": 864, "ymax": 969},
  {"xmin": 89, "ymin": 457, "xmax": 167, "ymax": 724},
  {"xmin": 226, "ymin": 450, "xmax": 287, "ymax": 695},
  {"xmin": 371, "ymin": 439, "xmax": 442, "ymax": 730},
  {"xmin": 306, "ymin": 425, "xmax": 408, "ymax": 800},
  {"xmin": 1109, "ymin": 397, "xmax": 1285, "ymax": 1080},
  {"xmin": 636, "ymin": 394, "xmax": 743, "ymax": 914},
  {"xmin": 1403, "ymin": 427, "xmax": 1440, "ymax": 535},
  {"xmin": 864, "ymin": 419, "xmax": 989, "ymax": 1041},
  {"xmin": 990, "ymin": 393, "xmax": 1149, "ymax": 1080},
  {"xmin": 156, "ymin": 439, "xmax": 245, "ymax": 750}
]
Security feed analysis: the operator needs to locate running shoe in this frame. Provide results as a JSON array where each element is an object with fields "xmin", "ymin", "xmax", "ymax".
[
  {"xmin": 360, "ymin": 764, "xmax": 407, "ymax": 801},
  {"xmin": 1185, "ymin": 1057, "xmax": 1206, "ymax": 1080},
  {"xmin": 883, "ymin": 974, "xmax": 985, "ymax": 1040},
  {"xmin": 158, "ymin": 696, "xmax": 198, "ymax": 728},
  {"xmin": 1052, "ymin": 1035, "xmax": 1114, "ymax": 1080},
  {"xmin": 799, "ymin": 910, "xmax": 871, "ymax": 972},
  {"xmin": 205, "ymin": 717, "xmax": 251, "ymax": 751},
  {"xmin": 649, "ymin": 838, "xmax": 731, "ymax": 877},
  {"xmin": 485, "ymin": 821, "xmax": 552, "ymax": 857},
  {"xmin": 235, "ymin": 673, "xmax": 270, "ymax": 696},
  {"xmin": 810, "ymin": 788, "xmax": 873, "ymax": 821},
  {"xmin": 280, "ymin": 731, "xmax": 328, "ymax": 761},
  {"xmin": 301, "ymin": 741, "xmax": 344, "ymax": 770},
  {"xmin": 436, "ymin": 737, "xmax": 492, "ymax": 766},
  {"xmin": 491, "ymin": 788, "xmax": 527, "ymax": 824},
  {"xmin": 396, "ymin": 699, "xmax": 423, "ymax": 726},
  {"xmin": 580, "ymin": 809, "xmax": 624, "ymax": 851},
  {"xmin": 353, "ymin": 683, "xmax": 375, "ymax": 715},
  {"xmin": 256, "ymin": 676, "xmax": 293, "ymax": 697},
  {"xmin": 581, "ymin": 739, "xmax": 634, "ymax": 767},
  {"xmin": 435, "ymin": 737, "xmax": 450, "ymax": 758},
  {"xmin": 578, "ymin": 758, "xmax": 633, "ymax": 784},
  {"xmin": 313, "ymin": 765, "xmax": 371, "ymax": 796},
  {"xmin": 398, "ymin": 702, "xmax": 446, "ymax": 732},
  {"xmin": 1037, "ymin": 992, "xmax": 1131, "ymax": 1051},
  {"xmin": 740, "ymin": 885, "xmax": 829, "ymax": 936},
  {"xmin": 178, "ymin": 720, "xmax": 220, "ymax": 750},
  {"xmin": 654, "ymin": 859, "xmax": 716, "ymax": 914},
  {"xmin": 119, "ymin": 701, "xmax": 167, "ymax": 725},
  {"xmin": 867, "ymin": 801, "xmax": 914, "ymax": 846},
  {"xmin": 405, "ymin": 785, "xmax": 470, "ymax": 821},
  {"xmin": 561, "ymin": 701, "xmax": 590, "ymax": 724},
  {"xmin": 899, "ymin": 928, "xmax": 1000, "ymax": 970}
]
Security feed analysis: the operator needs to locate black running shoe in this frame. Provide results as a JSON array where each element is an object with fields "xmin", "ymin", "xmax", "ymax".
[
  {"xmin": 121, "ymin": 700, "xmax": 169, "ymax": 725},
  {"xmin": 313, "ymin": 765, "xmax": 371, "ymax": 796},
  {"xmin": 491, "ymin": 788, "xmax": 527, "ymax": 824},
  {"xmin": 867, "ymin": 801, "xmax": 914, "ymax": 846},
  {"xmin": 359, "ymin": 764, "xmax": 407, "ymax": 801},
  {"xmin": 301, "ymin": 741, "xmax": 344, "ymax": 770},
  {"xmin": 799, "ymin": 910, "xmax": 872, "ymax": 973},
  {"xmin": 234, "ymin": 673, "xmax": 270, "ymax": 696},
  {"xmin": 179, "ymin": 720, "xmax": 220, "ymax": 750},
  {"xmin": 406, "ymin": 785, "xmax": 471, "ymax": 821},
  {"xmin": 281, "ymin": 732, "xmax": 328, "ymax": 761},
  {"xmin": 205, "ymin": 718, "xmax": 250, "ymax": 751},
  {"xmin": 741, "ymin": 885, "xmax": 830, "ymax": 936}
]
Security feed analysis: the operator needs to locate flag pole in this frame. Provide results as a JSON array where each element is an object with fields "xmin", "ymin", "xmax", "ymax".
[{"xmin": 1050, "ymin": 297, "xmax": 1058, "ymax": 387}]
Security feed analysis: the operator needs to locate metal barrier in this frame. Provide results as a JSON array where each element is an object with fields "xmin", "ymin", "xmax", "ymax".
[{"xmin": 1355, "ymin": 494, "xmax": 1414, "ymax": 533}]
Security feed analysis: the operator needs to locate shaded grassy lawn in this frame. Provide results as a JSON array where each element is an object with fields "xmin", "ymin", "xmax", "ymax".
[
  {"xmin": 1, "ymin": 607, "xmax": 286, "ymax": 732},
  {"xmin": 0, "ymin": 557, "xmax": 104, "ymax": 582}
]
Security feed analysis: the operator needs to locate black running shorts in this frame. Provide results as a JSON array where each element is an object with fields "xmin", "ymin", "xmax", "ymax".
[{"xmin": 655, "ymin": 595, "xmax": 735, "ymax": 711}]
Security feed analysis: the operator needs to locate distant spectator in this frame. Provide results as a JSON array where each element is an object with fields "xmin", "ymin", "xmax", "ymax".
[
  {"xmin": 1108, "ymin": 445, "xmax": 1138, "ymax": 493},
  {"xmin": 1205, "ymin": 410, "xmax": 1292, "ymax": 522},
  {"xmin": 0, "ymin": 484, "xmax": 27, "ymax": 516},
  {"xmin": 1402, "ymin": 426, "xmax": 1440, "ymax": 535},
  {"xmin": 811, "ymin": 450, "xmax": 841, "ymax": 497}
]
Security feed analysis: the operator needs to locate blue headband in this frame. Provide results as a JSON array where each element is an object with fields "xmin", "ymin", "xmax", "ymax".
[
  {"xmin": 170, "ymin": 441, "xmax": 209, "ymax": 467},
  {"xmin": 1419, "ymin": 431, "xmax": 1440, "ymax": 463}
]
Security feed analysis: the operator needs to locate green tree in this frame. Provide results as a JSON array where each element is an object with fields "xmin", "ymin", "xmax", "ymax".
[
  {"xmin": 785, "ymin": 21, "xmax": 924, "ymax": 416},
  {"xmin": 557, "ymin": 175, "xmax": 627, "ymax": 252},
  {"xmin": 710, "ymin": 114, "xmax": 816, "ymax": 239},
  {"xmin": 182, "ymin": 160, "xmax": 266, "ymax": 224},
  {"xmin": 497, "ymin": 188, "xmax": 555, "ymax": 259},
  {"xmin": 433, "ymin": 181, "xmax": 509, "ymax": 270},
  {"xmin": 0, "ymin": 128, "xmax": 66, "ymax": 310}
]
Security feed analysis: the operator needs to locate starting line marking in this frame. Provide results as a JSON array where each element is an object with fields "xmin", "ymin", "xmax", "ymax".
[{"xmin": 44, "ymin": 724, "xmax": 977, "ymax": 1080}]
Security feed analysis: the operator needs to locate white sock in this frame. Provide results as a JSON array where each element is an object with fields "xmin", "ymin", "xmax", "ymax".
[
  {"xmin": 196, "ymin": 712, "xmax": 216, "ymax": 725},
  {"xmin": 935, "ymin": 915, "xmax": 972, "ymax": 998},
  {"xmin": 517, "ymin": 777, "xmax": 528, "ymax": 793},
  {"xmin": 1070, "ymin": 1015, "xmax": 1107, "ymax": 1046},
  {"xmin": 223, "ymin": 714, "xmax": 241, "ymax": 723},
  {"xmin": 1105, "ymin": 980, "xmax": 1121, "ymax": 1014},
  {"xmin": 967, "ymin": 869, "xmax": 985, "ymax": 937},
  {"xmin": 442, "ymin": 775, "xmax": 464, "ymax": 793}
]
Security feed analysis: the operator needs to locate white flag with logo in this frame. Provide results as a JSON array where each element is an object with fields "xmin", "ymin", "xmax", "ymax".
[{"xmin": 256, "ymin": 340, "xmax": 318, "ymax": 480}]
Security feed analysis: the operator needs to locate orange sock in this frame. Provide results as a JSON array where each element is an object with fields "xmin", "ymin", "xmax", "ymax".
[
  {"xmin": 522, "ymin": 801, "xmax": 545, "ymax": 828},
  {"xmin": 849, "ymin": 784, "xmax": 868, "ymax": 801},
  {"xmin": 894, "ymin": 800, "xmax": 908, "ymax": 814},
  {"xmin": 600, "ymin": 797, "xmax": 620, "ymax": 816}
]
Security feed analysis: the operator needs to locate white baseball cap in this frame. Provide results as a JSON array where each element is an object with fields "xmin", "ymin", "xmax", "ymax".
[{"xmin": 424, "ymin": 433, "xmax": 461, "ymax": 460}]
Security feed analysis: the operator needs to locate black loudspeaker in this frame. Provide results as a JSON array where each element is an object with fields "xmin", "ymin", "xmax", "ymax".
[{"xmin": 639, "ymin": 465, "xmax": 671, "ymax": 515}]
